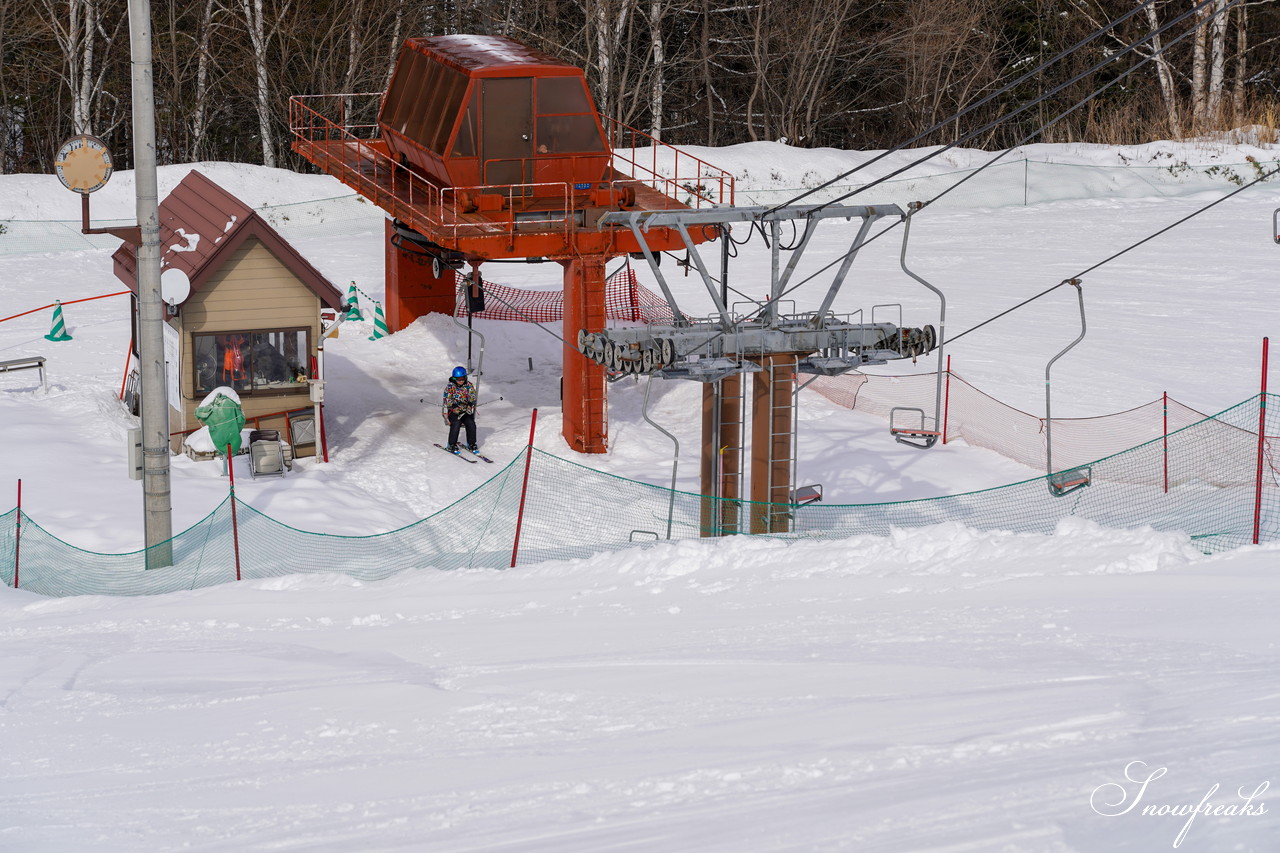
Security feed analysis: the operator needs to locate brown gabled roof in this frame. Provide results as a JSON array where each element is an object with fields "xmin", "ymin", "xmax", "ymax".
[{"xmin": 112, "ymin": 170, "xmax": 345, "ymax": 311}]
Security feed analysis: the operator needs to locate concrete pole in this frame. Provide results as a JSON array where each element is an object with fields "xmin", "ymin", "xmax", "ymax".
[{"xmin": 128, "ymin": 0, "xmax": 173, "ymax": 567}]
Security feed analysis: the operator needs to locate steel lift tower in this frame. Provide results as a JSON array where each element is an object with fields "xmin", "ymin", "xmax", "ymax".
[{"xmin": 289, "ymin": 34, "xmax": 733, "ymax": 453}]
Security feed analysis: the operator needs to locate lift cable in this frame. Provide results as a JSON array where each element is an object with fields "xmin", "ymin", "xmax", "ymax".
[
  {"xmin": 768, "ymin": 0, "xmax": 1170, "ymax": 213},
  {"xmin": 941, "ymin": 161, "xmax": 1280, "ymax": 350},
  {"xmin": 769, "ymin": 0, "xmax": 1217, "ymax": 216},
  {"xmin": 804, "ymin": 0, "xmax": 1231, "ymax": 216},
  {"xmin": 739, "ymin": 0, "xmax": 1239, "ymax": 323}
]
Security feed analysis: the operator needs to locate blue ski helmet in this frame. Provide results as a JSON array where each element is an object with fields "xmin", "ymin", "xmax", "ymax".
[{"xmin": 451, "ymin": 366, "xmax": 467, "ymax": 379}]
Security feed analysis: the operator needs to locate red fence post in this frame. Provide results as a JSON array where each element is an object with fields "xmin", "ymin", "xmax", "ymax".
[
  {"xmin": 510, "ymin": 408, "xmax": 539, "ymax": 568},
  {"xmin": 13, "ymin": 479, "xmax": 20, "ymax": 589},
  {"xmin": 1162, "ymin": 391, "xmax": 1169, "ymax": 494},
  {"xmin": 118, "ymin": 337, "xmax": 134, "ymax": 400},
  {"xmin": 228, "ymin": 445, "xmax": 242, "ymax": 580},
  {"xmin": 942, "ymin": 355, "xmax": 952, "ymax": 445},
  {"xmin": 1253, "ymin": 338, "xmax": 1269, "ymax": 545}
]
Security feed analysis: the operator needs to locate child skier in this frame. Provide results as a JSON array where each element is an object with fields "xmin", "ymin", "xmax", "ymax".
[{"xmin": 442, "ymin": 365, "xmax": 478, "ymax": 452}]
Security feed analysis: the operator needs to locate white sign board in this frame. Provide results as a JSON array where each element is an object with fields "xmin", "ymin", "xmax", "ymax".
[{"xmin": 163, "ymin": 321, "xmax": 181, "ymax": 412}]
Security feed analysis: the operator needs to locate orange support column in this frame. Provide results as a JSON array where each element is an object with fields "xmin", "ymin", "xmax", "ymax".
[
  {"xmin": 560, "ymin": 255, "xmax": 609, "ymax": 453},
  {"xmin": 384, "ymin": 219, "xmax": 456, "ymax": 332},
  {"xmin": 749, "ymin": 355, "xmax": 797, "ymax": 534}
]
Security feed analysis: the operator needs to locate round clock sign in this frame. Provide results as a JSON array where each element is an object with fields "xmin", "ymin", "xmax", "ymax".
[{"xmin": 55, "ymin": 134, "xmax": 114, "ymax": 194}]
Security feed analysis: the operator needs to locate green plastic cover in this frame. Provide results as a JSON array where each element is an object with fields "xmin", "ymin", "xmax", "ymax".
[{"xmin": 195, "ymin": 392, "xmax": 246, "ymax": 456}]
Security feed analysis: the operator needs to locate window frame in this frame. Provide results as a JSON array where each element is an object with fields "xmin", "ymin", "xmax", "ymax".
[{"xmin": 192, "ymin": 326, "xmax": 312, "ymax": 399}]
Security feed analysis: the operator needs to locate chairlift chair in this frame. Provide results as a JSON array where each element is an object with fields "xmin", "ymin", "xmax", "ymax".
[
  {"xmin": 790, "ymin": 483, "xmax": 823, "ymax": 505},
  {"xmin": 1048, "ymin": 466, "xmax": 1091, "ymax": 497},
  {"xmin": 889, "ymin": 406, "xmax": 940, "ymax": 449},
  {"xmin": 248, "ymin": 429, "xmax": 287, "ymax": 479}
]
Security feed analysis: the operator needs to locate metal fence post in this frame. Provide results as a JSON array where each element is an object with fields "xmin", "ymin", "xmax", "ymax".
[
  {"xmin": 13, "ymin": 479, "xmax": 20, "ymax": 589},
  {"xmin": 1253, "ymin": 338, "xmax": 1269, "ymax": 545},
  {"xmin": 510, "ymin": 408, "xmax": 538, "ymax": 568},
  {"xmin": 1162, "ymin": 391, "xmax": 1169, "ymax": 494},
  {"xmin": 228, "ymin": 445, "xmax": 242, "ymax": 580}
]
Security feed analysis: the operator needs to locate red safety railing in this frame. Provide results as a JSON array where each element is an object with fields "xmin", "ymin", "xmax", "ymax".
[
  {"xmin": 288, "ymin": 93, "xmax": 735, "ymax": 243},
  {"xmin": 604, "ymin": 117, "xmax": 735, "ymax": 208}
]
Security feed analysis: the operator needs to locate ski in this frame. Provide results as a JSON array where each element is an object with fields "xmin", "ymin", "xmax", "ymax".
[
  {"xmin": 433, "ymin": 443, "xmax": 478, "ymax": 463},
  {"xmin": 465, "ymin": 448, "xmax": 496, "ymax": 463}
]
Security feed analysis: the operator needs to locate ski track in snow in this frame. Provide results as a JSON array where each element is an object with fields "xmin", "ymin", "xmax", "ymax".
[{"xmin": 1, "ymin": 142, "xmax": 1279, "ymax": 850}]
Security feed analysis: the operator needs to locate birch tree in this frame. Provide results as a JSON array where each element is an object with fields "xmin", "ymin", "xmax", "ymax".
[
  {"xmin": 39, "ymin": 0, "xmax": 122, "ymax": 135},
  {"xmin": 240, "ymin": 0, "xmax": 284, "ymax": 167}
]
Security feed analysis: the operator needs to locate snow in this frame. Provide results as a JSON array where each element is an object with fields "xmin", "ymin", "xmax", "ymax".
[
  {"xmin": 197, "ymin": 386, "xmax": 242, "ymax": 408},
  {"xmin": 2, "ymin": 138, "xmax": 1279, "ymax": 850}
]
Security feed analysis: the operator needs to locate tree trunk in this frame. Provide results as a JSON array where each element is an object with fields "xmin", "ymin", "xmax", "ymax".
[
  {"xmin": 1232, "ymin": 3, "xmax": 1247, "ymax": 122},
  {"xmin": 647, "ymin": 0, "xmax": 664, "ymax": 140},
  {"xmin": 191, "ymin": 0, "xmax": 218, "ymax": 158},
  {"xmin": 1191, "ymin": 2, "xmax": 1209, "ymax": 128},
  {"xmin": 1206, "ymin": 0, "xmax": 1229, "ymax": 125},
  {"xmin": 1144, "ymin": 1, "xmax": 1181, "ymax": 138},
  {"xmin": 240, "ymin": 0, "xmax": 276, "ymax": 167}
]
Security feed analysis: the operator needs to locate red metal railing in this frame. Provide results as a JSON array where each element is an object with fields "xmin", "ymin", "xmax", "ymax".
[
  {"xmin": 604, "ymin": 118, "xmax": 735, "ymax": 208},
  {"xmin": 291, "ymin": 95, "xmax": 575, "ymax": 244},
  {"xmin": 288, "ymin": 94, "xmax": 736, "ymax": 239}
]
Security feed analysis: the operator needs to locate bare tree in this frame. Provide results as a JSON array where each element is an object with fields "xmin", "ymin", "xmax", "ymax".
[{"xmin": 239, "ymin": 0, "xmax": 286, "ymax": 166}]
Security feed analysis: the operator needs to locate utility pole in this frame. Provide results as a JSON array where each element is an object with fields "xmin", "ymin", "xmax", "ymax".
[{"xmin": 128, "ymin": 0, "xmax": 173, "ymax": 567}]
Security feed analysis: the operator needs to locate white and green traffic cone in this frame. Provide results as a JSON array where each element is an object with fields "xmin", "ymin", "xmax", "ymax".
[
  {"xmin": 368, "ymin": 302, "xmax": 389, "ymax": 340},
  {"xmin": 344, "ymin": 282, "xmax": 364, "ymax": 321},
  {"xmin": 44, "ymin": 300, "xmax": 73, "ymax": 342}
]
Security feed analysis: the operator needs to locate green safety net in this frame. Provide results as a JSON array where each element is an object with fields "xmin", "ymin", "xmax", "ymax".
[{"xmin": 3, "ymin": 395, "xmax": 1277, "ymax": 598}]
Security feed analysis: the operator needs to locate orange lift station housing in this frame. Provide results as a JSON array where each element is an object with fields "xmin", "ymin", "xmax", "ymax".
[{"xmin": 290, "ymin": 34, "xmax": 734, "ymax": 452}]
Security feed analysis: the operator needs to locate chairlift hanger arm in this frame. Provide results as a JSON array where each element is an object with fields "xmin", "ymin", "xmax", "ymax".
[{"xmin": 1044, "ymin": 279, "xmax": 1086, "ymax": 485}]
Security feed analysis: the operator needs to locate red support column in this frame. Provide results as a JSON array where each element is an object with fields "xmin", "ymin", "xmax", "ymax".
[
  {"xmin": 560, "ymin": 255, "xmax": 609, "ymax": 453},
  {"xmin": 1253, "ymin": 337, "xmax": 1269, "ymax": 545},
  {"xmin": 384, "ymin": 219, "xmax": 457, "ymax": 332}
]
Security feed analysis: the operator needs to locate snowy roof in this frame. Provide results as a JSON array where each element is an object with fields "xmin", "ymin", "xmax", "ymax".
[
  {"xmin": 111, "ymin": 170, "xmax": 344, "ymax": 310},
  {"xmin": 408, "ymin": 34, "xmax": 581, "ymax": 76}
]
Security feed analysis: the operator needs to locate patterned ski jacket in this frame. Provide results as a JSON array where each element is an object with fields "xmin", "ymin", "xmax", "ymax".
[{"xmin": 443, "ymin": 377, "xmax": 477, "ymax": 416}]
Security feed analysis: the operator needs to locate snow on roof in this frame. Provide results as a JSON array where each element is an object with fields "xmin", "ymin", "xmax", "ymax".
[{"xmin": 111, "ymin": 170, "xmax": 344, "ymax": 311}]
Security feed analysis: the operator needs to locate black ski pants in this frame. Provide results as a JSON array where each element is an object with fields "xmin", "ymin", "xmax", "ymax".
[{"xmin": 447, "ymin": 411, "xmax": 477, "ymax": 448}]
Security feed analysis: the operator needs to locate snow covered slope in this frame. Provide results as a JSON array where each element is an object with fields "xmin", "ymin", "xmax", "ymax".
[{"xmin": 1, "ymin": 139, "xmax": 1278, "ymax": 850}]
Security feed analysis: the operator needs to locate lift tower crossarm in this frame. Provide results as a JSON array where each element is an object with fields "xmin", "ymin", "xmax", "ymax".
[
  {"xmin": 622, "ymin": 212, "xmax": 689, "ymax": 327},
  {"xmin": 597, "ymin": 203, "xmax": 904, "ymax": 230},
  {"xmin": 814, "ymin": 216, "xmax": 877, "ymax": 323}
]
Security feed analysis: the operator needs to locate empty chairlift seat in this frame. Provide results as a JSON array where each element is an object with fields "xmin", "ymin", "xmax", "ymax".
[{"xmin": 248, "ymin": 429, "xmax": 287, "ymax": 479}]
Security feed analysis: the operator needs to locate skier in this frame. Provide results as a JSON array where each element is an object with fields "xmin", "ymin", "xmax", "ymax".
[{"xmin": 442, "ymin": 365, "xmax": 478, "ymax": 453}]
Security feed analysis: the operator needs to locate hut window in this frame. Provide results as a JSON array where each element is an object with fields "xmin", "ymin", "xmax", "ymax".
[
  {"xmin": 452, "ymin": 85, "xmax": 478, "ymax": 157},
  {"xmin": 193, "ymin": 329, "xmax": 310, "ymax": 397},
  {"xmin": 534, "ymin": 77, "xmax": 605, "ymax": 154}
]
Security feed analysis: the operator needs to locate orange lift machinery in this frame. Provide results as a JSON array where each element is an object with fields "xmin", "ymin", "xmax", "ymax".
[
  {"xmin": 292, "ymin": 34, "xmax": 946, "ymax": 535},
  {"xmin": 289, "ymin": 34, "xmax": 733, "ymax": 453}
]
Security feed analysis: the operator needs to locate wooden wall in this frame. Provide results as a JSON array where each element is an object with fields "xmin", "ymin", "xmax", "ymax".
[{"xmin": 170, "ymin": 238, "xmax": 322, "ymax": 455}]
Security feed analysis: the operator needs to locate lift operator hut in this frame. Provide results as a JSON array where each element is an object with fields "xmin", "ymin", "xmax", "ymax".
[{"xmin": 112, "ymin": 170, "xmax": 344, "ymax": 455}]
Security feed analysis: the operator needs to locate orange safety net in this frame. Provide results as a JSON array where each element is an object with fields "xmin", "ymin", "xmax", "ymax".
[
  {"xmin": 454, "ymin": 266, "xmax": 674, "ymax": 325},
  {"xmin": 809, "ymin": 370, "xmax": 1267, "ymax": 488}
]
